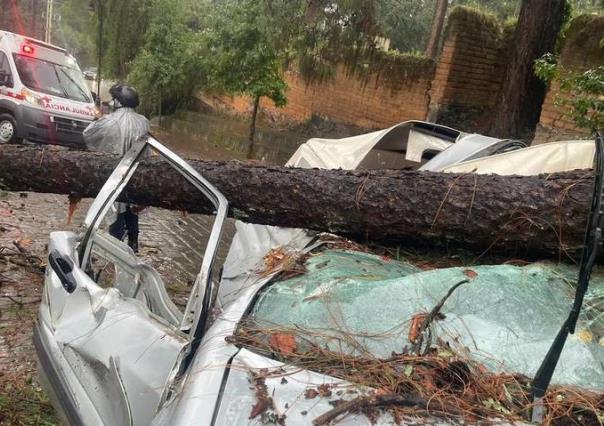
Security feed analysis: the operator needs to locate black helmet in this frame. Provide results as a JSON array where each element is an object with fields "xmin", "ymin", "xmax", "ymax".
[{"xmin": 109, "ymin": 84, "xmax": 140, "ymax": 108}]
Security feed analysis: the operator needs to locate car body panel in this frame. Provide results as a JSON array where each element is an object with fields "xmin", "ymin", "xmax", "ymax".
[
  {"xmin": 37, "ymin": 136, "xmax": 228, "ymax": 425},
  {"xmin": 214, "ymin": 348, "xmax": 389, "ymax": 426},
  {"xmin": 152, "ymin": 224, "xmax": 318, "ymax": 425}
]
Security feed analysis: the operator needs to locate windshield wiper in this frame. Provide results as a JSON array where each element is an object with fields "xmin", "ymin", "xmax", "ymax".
[
  {"xmin": 57, "ymin": 67, "xmax": 91, "ymax": 103},
  {"xmin": 530, "ymin": 132, "xmax": 604, "ymax": 423},
  {"xmin": 50, "ymin": 64, "xmax": 70, "ymax": 99}
]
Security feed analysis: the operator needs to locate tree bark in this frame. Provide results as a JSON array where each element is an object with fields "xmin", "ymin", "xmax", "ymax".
[
  {"xmin": 0, "ymin": 144, "xmax": 595, "ymax": 261},
  {"xmin": 247, "ymin": 95, "xmax": 261, "ymax": 159},
  {"xmin": 425, "ymin": 0, "xmax": 448, "ymax": 59},
  {"xmin": 490, "ymin": 0, "xmax": 567, "ymax": 139}
]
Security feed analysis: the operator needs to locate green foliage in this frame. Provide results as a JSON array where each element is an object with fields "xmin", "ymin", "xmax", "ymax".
[
  {"xmin": 533, "ymin": 13, "xmax": 604, "ymax": 132},
  {"xmin": 101, "ymin": 0, "xmax": 150, "ymax": 79},
  {"xmin": 569, "ymin": 0, "xmax": 604, "ymax": 15},
  {"xmin": 77, "ymin": 0, "xmax": 601, "ymax": 121},
  {"xmin": 559, "ymin": 66, "xmax": 604, "ymax": 131},
  {"xmin": 376, "ymin": 0, "xmax": 435, "ymax": 53},
  {"xmin": 534, "ymin": 53, "xmax": 559, "ymax": 82},
  {"xmin": 53, "ymin": 0, "xmax": 96, "ymax": 67},
  {"xmin": 351, "ymin": 49, "xmax": 435, "ymax": 89},
  {"xmin": 535, "ymin": 54, "xmax": 604, "ymax": 132},
  {"xmin": 127, "ymin": 0, "xmax": 202, "ymax": 113},
  {"xmin": 280, "ymin": 0, "xmax": 384, "ymax": 83},
  {"xmin": 200, "ymin": 0, "xmax": 287, "ymax": 107},
  {"xmin": 453, "ymin": 0, "xmax": 520, "ymax": 21}
]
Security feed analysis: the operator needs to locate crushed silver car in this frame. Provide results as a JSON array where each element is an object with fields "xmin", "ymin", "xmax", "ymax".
[{"xmin": 36, "ymin": 135, "xmax": 604, "ymax": 425}]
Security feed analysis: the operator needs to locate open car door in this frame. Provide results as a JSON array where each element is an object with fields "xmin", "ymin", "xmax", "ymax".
[{"xmin": 34, "ymin": 136, "xmax": 228, "ymax": 426}]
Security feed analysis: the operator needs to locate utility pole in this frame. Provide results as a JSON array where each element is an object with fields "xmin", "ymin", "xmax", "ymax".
[
  {"xmin": 96, "ymin": 0, "xmax": 103, "ymax": 103},
  {"xmin": 31, "ymin": 0, "xmax": 39, "ymax": 38},
  {"xmin": 44, "ymin": 0, "xmax": 53, "ymax": 44}
]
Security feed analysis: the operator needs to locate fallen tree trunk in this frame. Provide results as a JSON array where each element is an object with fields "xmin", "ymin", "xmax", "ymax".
[{"xmin": 0, "ymin": 144, "xmax": 594, "ymax": 261}]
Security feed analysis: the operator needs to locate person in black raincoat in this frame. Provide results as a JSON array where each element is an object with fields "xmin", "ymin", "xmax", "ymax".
[{"xmin": 83, "ymin": 84, "xmax": 149, "ymax": 252}]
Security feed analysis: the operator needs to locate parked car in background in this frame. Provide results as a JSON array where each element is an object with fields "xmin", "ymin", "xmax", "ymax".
[
  {"xmin": 0, "ymin": 30, "xmax": 96, "ymax": 146},
  {"xmin": 83, "ymin": 67, "xmax": 98, "ymax": 81},
  {"xmin": 287, "ymin": 120, "xmax": 526, "ymax": 171}
]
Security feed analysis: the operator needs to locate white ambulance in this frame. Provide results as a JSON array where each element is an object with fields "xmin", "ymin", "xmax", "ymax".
[{"xmin": 0, "ymin": 30, "xmax": 96, "ymax": 146}]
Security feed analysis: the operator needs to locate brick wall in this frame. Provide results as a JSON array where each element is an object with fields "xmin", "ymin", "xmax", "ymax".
[
  {"xmin": 428, "ymin": 7, "xmax": 508, "ymax": 133},
  {"xmin": 534, "ymin": 15, "xmax": 604, "ymax": 144},
  {"xmin": 533, "ymin": 81, "xmax": 587, "ymax": 145},
  {"xmin": 204, "ymin": 64, "xmax": 434, "ymax": 130},
  {"xmin": 201, "ymin": 7, "xmax": 509, "ymax": 133}
]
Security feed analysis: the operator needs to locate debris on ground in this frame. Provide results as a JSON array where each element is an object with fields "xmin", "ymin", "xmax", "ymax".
[
  {"xmin": 233, "ymin": 329, "xmax": 604, "ymax": 425},
  {"xmin": 258, "ymin": 246, "xmax": 308, "ymax": 279},
  {"xmin": 229, "ymin": 243, "xmax": 604, "ymax": 425},
  {"xmin": 249, "ymin": 370, "xmax": 286, "ymax": 425}
]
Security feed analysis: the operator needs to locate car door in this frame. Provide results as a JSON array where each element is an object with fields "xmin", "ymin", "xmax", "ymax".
[{"xmin": 36, "ymin": 136, "xmax": 228, "ymax": 426}]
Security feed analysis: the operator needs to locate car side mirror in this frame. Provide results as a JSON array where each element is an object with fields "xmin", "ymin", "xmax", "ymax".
[
  {"xmin": 48, "ymin": 250, "xmax": 77, "ymax": 293},
  {"xmin": 91, "ymin": 91, "xmax": 99, "ymax": 106}
]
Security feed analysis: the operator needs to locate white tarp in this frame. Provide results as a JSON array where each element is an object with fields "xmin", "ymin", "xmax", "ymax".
[
  {"xmin": 441, "ymin": 140, "xmax": 595, "ymax": 175},
  {"xmin": 286, "ymin": 121, "xmax": 459, "ymax": 170},
  {"xmin": 420, "ymin": 133, "xmax": 503, "ymax": 171},
  {"xmin": 286, "ymin": 129, "xmax": 383, "ymax": 169}
]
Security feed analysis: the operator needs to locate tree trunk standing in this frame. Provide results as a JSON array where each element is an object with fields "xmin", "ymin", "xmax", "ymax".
[
  {"xmin": 247, "ymin": 95, "xmax": 261, "ymax": 159},
  {"xmin": 0, "ymin": 145, "xmax": 596, "ymax": 261},
  {"xmin": 425, "ymin": 0, "xmax": 449, "ymax": 58},
  {"xmin": 96, "ymin": 0, "xmax": 103, "ymax": 102},
  {"xmin": 490, "ymin": 0, "xmax": 567, "ymax": 139}
]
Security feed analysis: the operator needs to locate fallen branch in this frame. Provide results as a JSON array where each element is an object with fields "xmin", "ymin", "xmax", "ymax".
[
  {"xmin": 313, "ymin": 393, "xmax": 427, "ymax": 425},
  {"xmin": 410, "ymin": 279, "xmax": 470, "ymax": 355}
]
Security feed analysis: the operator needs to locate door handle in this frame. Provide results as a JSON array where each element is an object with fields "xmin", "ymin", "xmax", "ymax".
[{"xmin": 48, "ymin": 250, "xmax": 77, "ymax": 293}]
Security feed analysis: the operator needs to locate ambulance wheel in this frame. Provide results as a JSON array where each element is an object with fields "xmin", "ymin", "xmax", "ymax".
[{"xmin": 0, "ymin": 114, "xmax": 19, "ymax": 144}]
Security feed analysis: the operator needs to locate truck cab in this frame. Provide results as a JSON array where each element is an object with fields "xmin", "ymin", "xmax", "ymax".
[{"xmin": 0, "ymin": 31, "xmax": 96, "ymax": 146}]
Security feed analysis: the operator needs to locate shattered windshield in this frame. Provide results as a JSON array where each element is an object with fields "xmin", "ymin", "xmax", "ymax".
[
  {"xmin": 238, "ymin": 249, "xmax": 604, "ymax": 390},
  {"xmin": 13, "ymin": 54, "xmax": 92, "ymax": 103}
]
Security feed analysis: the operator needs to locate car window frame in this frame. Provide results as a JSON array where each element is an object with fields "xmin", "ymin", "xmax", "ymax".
[
  {"xmin": 0, "ymin": 50, "xmax": 14, "ymax": 87},
  {"xmin": 79, "ymin": 135, "xmax": 229, "ymax": 344}
]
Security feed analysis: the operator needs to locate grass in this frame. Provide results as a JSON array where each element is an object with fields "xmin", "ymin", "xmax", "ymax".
[{"xmin": 0, "ymin": 374, "xmax": 58, "ymax": 426}]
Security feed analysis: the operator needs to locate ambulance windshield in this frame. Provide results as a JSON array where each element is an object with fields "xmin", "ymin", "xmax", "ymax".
[{"xmin": 13, "ymin": 53, "xmax": 92, "ymax": 103}]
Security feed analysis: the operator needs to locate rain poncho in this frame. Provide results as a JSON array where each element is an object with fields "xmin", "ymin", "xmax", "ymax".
[
  {"xmin": 83, "ymin": 108, "xmax": 150, "ymax": 224},
  {"xmin": 83, "ymin": 107, "xmax": 150, "ymax": 155}
]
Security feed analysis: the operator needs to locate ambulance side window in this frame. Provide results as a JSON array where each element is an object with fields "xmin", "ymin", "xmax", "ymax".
[{"xmin": 0, "ymin": 52, "xmax": 13, "ymax": 88}]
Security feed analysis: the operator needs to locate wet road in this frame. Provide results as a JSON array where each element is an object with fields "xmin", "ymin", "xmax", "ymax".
[{"xmin": 153, "ymin": 110, "xmax": 307, "ymax": 164}]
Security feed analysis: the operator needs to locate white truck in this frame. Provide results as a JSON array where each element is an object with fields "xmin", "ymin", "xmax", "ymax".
[{"xmin": 0, "ymin": 30, "xmax": 96, "ymax": 146}]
